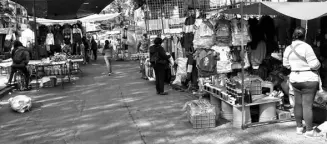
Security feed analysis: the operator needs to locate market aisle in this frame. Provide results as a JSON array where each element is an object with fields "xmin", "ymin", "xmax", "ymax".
[{"xmin": 0, "ymin": 57, "xmax": 325, "ymax": 144}]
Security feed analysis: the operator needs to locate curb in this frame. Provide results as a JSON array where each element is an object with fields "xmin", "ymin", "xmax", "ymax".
[{"xmin": 0, "ymin": 86, "xmax": 15, "ymax": 99}]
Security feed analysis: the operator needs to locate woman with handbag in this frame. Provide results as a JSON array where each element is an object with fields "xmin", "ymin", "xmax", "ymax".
[
  {"xmin": 102, "ymin": 40, "xmax": 113, "ymax": 76},
  {"xmin": 283, "ymin": 27, "xmax": 322, "ymax": 137},
  {"xmin": 150, "ymin": 37, "xmax": 171, "ymax": 95}
]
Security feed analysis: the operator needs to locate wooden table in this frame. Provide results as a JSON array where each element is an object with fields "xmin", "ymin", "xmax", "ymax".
[{"xmin": 204, "ymin": 84, "xmax": 283, "ymax": 128}]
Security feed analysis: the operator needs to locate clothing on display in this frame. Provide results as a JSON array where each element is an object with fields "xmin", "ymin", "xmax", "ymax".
[
  {"xmin": 72, "ymin": 28, "xmax": 82, "ymax": 43},
  {"xmin": 183, "ymin": 15, "xmax": 196, "ymax": 53},
  {"xmin": 231, "ymin": 18, "xmax": 251, "ymax": 46},
  {"xmin": 45, "ymin": 33, "xmax": 55, "ymax": 45},
  {"xmin": 274, "ymin": 16, "xmax": 290, "ymax": 45},
  {"xmin": 211, "ymin": 45, "xmax": 233, "ymax": 73},
  {"xmin": 215, "ymin": 18, "xmax": 232, "ymax": 46},
  {"xmin": 54, "ymin": 26, "xmax": 64, "ymax": 45},
  {"xmin": 63, "ymin": 27, "xmax": 72, "ymax": 45},
  {"xmin": 193, "ymin": 19, "xmax": 215, "ymax": 49},
  {"xmin": 20, "ymin": 28, "xmax": 35, "ymax": 47},
  {"xmin": 194, "ymin": 49, "xmax": 218, "ymax": 77},
  {"xmin": 249, "ymin": 40, "xmax": 267, "ymax": 69}
]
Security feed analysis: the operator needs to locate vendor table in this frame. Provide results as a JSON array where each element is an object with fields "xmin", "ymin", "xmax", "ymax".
[
  {"xmin": 204, "ymin": 84, "xmax": 294, "ymax": 129},
  {"xmin": 0, "ymin": 59, "xmax": 83, "ymax": 89}
]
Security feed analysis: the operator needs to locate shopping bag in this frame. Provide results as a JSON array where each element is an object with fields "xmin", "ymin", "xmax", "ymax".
[{"xmin": 8, "ymin": 95, "xmax": 32, "ymax": 113}]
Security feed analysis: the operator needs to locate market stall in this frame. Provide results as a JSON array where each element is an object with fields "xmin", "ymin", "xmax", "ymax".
[
  {"xmin": 203, "ymin": 2, "xmax": 327, "ymax": 129},
  {"xmin": 0, "ymin": 54, "xmax": 83, "ymax": 89}
]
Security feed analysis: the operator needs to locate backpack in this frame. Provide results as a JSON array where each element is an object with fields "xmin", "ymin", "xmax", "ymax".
[
  {"xmin": 150, "ymin": 52, "xmax": 159, "ymax": 65},
  {"xmin": 13, "ymin": 47, "xmax": 29, "ymax": 64}
]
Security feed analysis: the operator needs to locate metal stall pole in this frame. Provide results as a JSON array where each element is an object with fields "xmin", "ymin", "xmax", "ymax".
[
  {"xmin": 33, "ymin": 0, "xmax": 39, "ymax": 60},
  {"xmin": 240, "ymin": 1, "xmax": 246, "ymax": 130}
]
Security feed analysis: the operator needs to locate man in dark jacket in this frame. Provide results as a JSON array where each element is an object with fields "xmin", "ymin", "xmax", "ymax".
[
  {"xmin": 91, "ymin": 38, "xmax": 98, "ymax": 60},
  {"xmin": 150, "ymin": 37, "xmax": 171, "ymax": 95},
  {"xmin": 6, "ymin": 40, "xmax": 31, "ymax": 90}
]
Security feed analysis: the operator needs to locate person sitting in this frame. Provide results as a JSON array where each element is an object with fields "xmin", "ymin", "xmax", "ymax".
[{"xmin": 6, "ymin": 40, "xmax": 31, "ymax": 90}]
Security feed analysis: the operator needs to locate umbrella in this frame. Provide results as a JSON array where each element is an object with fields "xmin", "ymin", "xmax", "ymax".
[{"xmin": 11, "ymin": 0, "xmax": 115, "ymax": 20}]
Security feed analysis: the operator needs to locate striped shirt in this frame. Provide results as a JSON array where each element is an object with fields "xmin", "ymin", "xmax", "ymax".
[{"xmin": 283, "ymin": 40, "xmax": 320, "ymax": 83}]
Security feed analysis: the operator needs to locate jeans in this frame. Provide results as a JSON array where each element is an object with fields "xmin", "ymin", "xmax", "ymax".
[
  {"xmin": 104, "ymin": 56, "xmax": 112, "ymax": 73},
  {"xmin": 291, "ymin": 81, "xmax": 319, "ymax": 131},
  {"xmin": 153, "ymin": 64, "xmax": 166, "ymax": 93}
]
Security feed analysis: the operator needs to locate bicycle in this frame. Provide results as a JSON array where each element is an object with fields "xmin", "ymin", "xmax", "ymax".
[{"xmin": 13, "ymin": 69, "xmax": 28, "ymax": 91}]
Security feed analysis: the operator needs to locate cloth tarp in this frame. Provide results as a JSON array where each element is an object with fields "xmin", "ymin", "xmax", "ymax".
[
  {"xmin": 36, "ymin": 13, "xmax": 121, "ymax": 25},
  {"xmin": 221, "ymin": 2, "xmax": 327, "ymax": 20},
  {"xmin": 11, "ymin": 0, "xmax": 114, "ymax": 20}
]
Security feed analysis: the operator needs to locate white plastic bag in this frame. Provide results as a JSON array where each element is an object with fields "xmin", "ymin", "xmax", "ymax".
[
  {"xmin": 172, "ymin": 58, "xmax": 188, "ymax": 86},
  {"xmin": 8, "ymin": 95, "xmax": 32, "ymax": 113}
]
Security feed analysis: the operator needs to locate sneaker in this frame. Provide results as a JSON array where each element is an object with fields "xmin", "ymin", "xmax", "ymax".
[
  {"xmin": 296, "ymin": 127, "xmax": 304, "ymax": 135},
  {"xmin": 108, "ymin": 73, "xmax": 111, "ymax": 76},
  {"xmin": 304, "ymin": 130, "xmax": 323, "ymax": 138}
]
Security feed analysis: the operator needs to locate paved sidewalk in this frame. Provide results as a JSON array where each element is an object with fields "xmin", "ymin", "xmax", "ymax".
[{"xmin": 0, "ymin": 58, "xmax": 325, "ymax": 144}]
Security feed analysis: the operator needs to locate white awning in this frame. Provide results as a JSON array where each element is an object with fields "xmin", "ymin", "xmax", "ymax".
[
  {"xmin": 36, "ymin": 13, "xmax": 121, "ymax": 25},
  {"xmin": 221, "ymin": 2, "xmax": 327, "ymax": 20}
]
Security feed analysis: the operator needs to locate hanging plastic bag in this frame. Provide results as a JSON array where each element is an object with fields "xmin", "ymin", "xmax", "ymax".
[
  {"xmin": 8, "ymin": 95, "xmax": 32, "ymax": 113},
  {"xmin": 172, "ymin": 58, "xmax": 188, "ymax": 86}
]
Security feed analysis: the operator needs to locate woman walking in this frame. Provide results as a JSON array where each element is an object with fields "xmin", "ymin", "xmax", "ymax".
[
  {"xmin": 103, "ymin": 40, "xmax": 113, "ymax": 76},
  {"xmin": 149, "ymin": 37, "xmax": 171, "ymax": 95},
  {"xmin": 283, "ymin": 27, "xmax": 321, "ymax": 137}
]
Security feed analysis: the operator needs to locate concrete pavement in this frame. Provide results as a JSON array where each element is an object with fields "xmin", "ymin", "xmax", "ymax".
[{"xmin": 0, "ymin": 58, "xmax": 326, "ymax": 144}]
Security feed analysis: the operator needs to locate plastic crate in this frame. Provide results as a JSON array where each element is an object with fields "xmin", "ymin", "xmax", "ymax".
[
  {"xmin": 43, "ymin": 77, "xmax": 57, "ymax": 88},
  {"xmin": 276, "ymin": 110, "xmax": 291, "ymax": 120},
  {"xmin": 188, "ymin": 112, "xmax": 216, "ymax": 129}
]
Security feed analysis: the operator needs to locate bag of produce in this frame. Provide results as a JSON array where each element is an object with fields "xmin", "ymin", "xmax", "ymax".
[{"xmin": 8, "ymin": 95, "xmax": 32, "ymax": 113}]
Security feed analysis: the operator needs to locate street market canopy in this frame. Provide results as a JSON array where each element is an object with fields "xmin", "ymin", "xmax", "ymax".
[
  {"xmin": 35, "ymin": 13, "xmax": 121, "ymax": 25},
  {"xmin": 221, "ymin": 2, "xmax": 327, "ymax": 20},
  {"xmin": 10, "ymin": 0, "xmax": 114, "ymax": 20}
]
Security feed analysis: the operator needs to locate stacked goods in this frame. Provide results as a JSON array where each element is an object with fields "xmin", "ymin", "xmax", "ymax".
[
  {"xmin": 183, "ymin": 99, "xmax": 216, "ymax": 128},
  {"xmin": 67, "ymin": 55, "xmax": 83, "ymax": 60},
  {"xmin": 51, "ymin": 53, "xmax": 67, "ymax": 62}
]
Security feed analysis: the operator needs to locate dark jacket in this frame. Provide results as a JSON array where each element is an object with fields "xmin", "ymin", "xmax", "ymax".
[
  {"xmin": 149, "ymin": 44, "xmax": 170, "ymax": 66},
  {"xmin": 91, "ymin": 39, "xmax": 97, "ymax": 50}
]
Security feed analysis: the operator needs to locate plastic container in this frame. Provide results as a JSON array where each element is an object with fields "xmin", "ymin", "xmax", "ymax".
[
  {"xmin": 221, "ymin": 101, "xmax": 233, "ymax": 120},
  {"xmin": 259, "ymin": 102, "xmax": 277, "ymax": 122}
]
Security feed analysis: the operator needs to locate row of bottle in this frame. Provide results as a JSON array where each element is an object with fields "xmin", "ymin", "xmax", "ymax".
[{"xmin": 204, "ymin": 84, "xmax": 252, "ymax": 106}]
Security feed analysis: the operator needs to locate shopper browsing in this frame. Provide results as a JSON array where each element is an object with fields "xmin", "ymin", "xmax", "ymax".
[
  {"xmin": 283, "ymin": 27, "xmax": 322, "ymax": 137},
  {"xmin": 102, "ymin": 40, "xmax": 113, "ymax": 76},
  {"xmin": 149, "ymin": 37, "xmax": 171, "ymax": 95}
]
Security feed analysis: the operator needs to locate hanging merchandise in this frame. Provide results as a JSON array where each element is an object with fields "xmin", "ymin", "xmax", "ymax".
[
  {"xmin": 54, "ymin": 25, "xmax": 64, "ymax": 46},
  {"xmin": 194, "ymin": 48, "xmax": 219, "ymax": 77},
  {"xmin": 183, "ymin": 12, "xmax": 196, "ymax": 53},
  {"xmin": 173, "ymin": 58, "xmax": 188, "ymax": 86},
  {"xmin": 20, "ymin": 27, "xmax": 35, "ymax": 47},
  {"xmin": 45, "ymin": 33, "xmax": 55, "ymax": 45},
  {"xmin": 231, "ymin": 18, "xmax": 251, "ymax": 46},
  {"xmin": 211, "ymin": 45, "xmax": 232, "ymax": 73},
  {"xmin": 193, "ymin": 19, "xmax": 215, "ymax": 49},
  {"xmin": 63, "ymin": 25, "xmax": 72, "ymax": 45},
  {"xmin": 72, "ymin": 24, "xmax": 83, "ymax": 44},
  {"xmin": 215, "ymin": 17, "xmax": 232, "ymax": 46}
]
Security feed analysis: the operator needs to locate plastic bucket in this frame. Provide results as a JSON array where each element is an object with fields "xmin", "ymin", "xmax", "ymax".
[
  {"xmin": 221, "ymin": 101, "xmax": 233, "ymax": 121},
  {"xmin": 233, "ymin": 106, "xmax": 252, "ymax": 128},
  {"xmin": 259, "ymin": 103, "xmax": 277, "ymax": 122}
]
